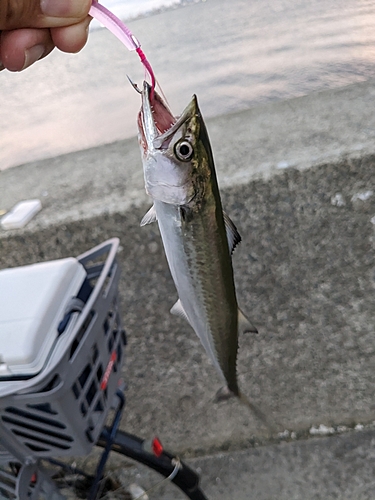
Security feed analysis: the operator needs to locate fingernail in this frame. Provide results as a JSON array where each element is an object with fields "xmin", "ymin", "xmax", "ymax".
[
  {"xmin": 40, "ymin": 0, "xmax": 82, "ymax": 18},
  {"xmin": 22, "ymin": 45, "xmax": 45, "ymax": 70}
]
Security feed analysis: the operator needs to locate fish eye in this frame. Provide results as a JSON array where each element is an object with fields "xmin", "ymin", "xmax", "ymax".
[{"xmin": 174, "ymin": 140, "xmax": 194, "ymax": 161}]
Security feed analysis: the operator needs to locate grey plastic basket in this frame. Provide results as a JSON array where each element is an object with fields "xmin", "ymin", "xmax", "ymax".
[{"xmin": 0, "ymin": 238, "xmax": 126, "ymax": 463}]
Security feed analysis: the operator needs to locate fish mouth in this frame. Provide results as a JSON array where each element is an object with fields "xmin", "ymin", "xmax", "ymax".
[{"xmin": 138, "ymin": 81, "xmax": 197, "ymax": 153}]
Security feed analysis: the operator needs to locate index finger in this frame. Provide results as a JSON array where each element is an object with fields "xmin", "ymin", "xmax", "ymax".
[{"xmin": 0, "ymin": 0, "xmax": 91, "ymax": 30}]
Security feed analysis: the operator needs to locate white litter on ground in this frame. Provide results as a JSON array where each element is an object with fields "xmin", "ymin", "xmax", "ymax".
[
  {"xmin": 309, "ymin": 424, "xmax": 335, "ymax": 436},
  {"xmin": 1, "ymin": 199, "xmax": 42, "ymax": 229},
  {"xmin": 331, "ymin": 193, "xmax": 346, "ymax": 206},
  {"xmin": 129, "ymin": 483, "xmax": 149, "ymax": 499},
  {"xmin": 351, "ymin": 190, "xmax": 373, "ymax": 202}
]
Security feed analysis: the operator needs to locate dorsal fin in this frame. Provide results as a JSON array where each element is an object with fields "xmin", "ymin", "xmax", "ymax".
[
  {"xmin": 223, "ymin": 211, "xmax": 241, "ymax": 254},
  {"xmin": 140, "ymin": 204, "xmax": 157, "ymax": 226}
]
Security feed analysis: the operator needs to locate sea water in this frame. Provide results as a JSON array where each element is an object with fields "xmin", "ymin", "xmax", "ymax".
[
  {"xmin": 90, "ymin": 0, "xmax": 201, "ymax": 24},
  {"xmin": 1, "ymin": 0, "xmax": 375, "ymax": 170}
]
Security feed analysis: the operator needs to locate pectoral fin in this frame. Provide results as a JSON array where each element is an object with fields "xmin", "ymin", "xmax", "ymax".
[
  {"xmin": 140, "ymin": 205, "xmax": 157, "ymax": 226},
  {"xmin": 238, "ymin": 308, "xmax": 258, "ymax": 334},
  {"xmin": 223, "ymin": 211, "xmax": 241, "ymax": 254},
  {"xmin": 170, "ymin": 299, "xmax": 191, "ymax": 327}
]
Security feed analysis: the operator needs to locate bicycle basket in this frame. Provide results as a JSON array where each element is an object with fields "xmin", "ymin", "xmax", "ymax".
[{"xmin": 0, "ymin": 238, "xmax": 126, "ymax": 460}]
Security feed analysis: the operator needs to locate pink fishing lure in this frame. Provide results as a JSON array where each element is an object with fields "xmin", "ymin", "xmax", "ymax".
[{"xmin": 89, "ymin": 1, "xmax": 156, "ymax": 94}]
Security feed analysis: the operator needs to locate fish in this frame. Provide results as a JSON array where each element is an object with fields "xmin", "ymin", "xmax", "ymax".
[{"xmin": 137, "ymin": 82, "xmax": 272, "ymax": 426}]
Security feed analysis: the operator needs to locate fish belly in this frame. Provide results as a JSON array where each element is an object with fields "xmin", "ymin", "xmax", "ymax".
[{"xmin": 154, "ymin": 200, "xmax": 239, "ymax": 391}]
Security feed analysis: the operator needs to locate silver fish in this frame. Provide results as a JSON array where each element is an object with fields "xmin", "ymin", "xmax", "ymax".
[{"xmin": 137, "ymin": 82, "xmax": 257, "ymax": 399}]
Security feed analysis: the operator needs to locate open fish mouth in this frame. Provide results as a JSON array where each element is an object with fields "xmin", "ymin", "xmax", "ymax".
[
  {"xmin": 138, "ymin": 82, "xmax": 197, "ymax": 153},
  {"xmin": 138, "ymin": 82, "xmax": 176, "ymax": 153}
]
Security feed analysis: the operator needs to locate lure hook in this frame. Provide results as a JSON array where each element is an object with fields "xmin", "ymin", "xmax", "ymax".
[
  {"xmin": 127, "ymin": 75, "xmax": 142, "ymax": 94},
  {"xmin": 89, "ymin": 1, "xmax": 156, "ymax": 95}
]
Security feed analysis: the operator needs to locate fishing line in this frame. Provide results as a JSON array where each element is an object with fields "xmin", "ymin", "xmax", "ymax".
[{"xmin": 89, "ymin": 1, "xmax": 156, "ymax": 98}]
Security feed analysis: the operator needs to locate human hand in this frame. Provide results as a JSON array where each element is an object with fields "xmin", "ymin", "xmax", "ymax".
[{"xmin": 0, "ymin": 0, "xmax": 92, "ymax": 71}]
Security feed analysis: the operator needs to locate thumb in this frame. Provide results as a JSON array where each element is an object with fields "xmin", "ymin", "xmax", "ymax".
[{"xmin": 0, "ymin": 0, "xmax": 92, "ymax": 30}]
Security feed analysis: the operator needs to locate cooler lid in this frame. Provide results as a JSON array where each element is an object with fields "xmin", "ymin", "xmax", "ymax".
[{"xmin": 0, "ymin": 258, "xmax": 86, "ymax": 378}]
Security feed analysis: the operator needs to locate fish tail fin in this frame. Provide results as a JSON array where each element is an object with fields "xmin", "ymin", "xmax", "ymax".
[
  {"xmin": 215, "ymin": 386, "xmax": 277, "ymax": 435},
  {"xmin": 237, "ymin": 390, "xmax": 277, "ymax": 435},
  {"xmin": 215, "ymin": 385, "xmax": 237, "ymax": 402}
]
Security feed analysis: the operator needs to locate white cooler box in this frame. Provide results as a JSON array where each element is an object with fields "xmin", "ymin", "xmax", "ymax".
[{"xmin": 0, "ymin": 258, "xmax": 86, "ymax": 379}]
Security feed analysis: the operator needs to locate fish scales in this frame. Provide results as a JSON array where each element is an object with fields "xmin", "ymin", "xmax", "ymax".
[{"xmin": 155, "ymin": 194, "xmax": 239, "ymax": 394}]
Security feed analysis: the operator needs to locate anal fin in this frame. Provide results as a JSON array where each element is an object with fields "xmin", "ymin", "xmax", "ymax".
[{"xmin": 170, "ymin": 299, "xmax": 191, "ymax": 327}]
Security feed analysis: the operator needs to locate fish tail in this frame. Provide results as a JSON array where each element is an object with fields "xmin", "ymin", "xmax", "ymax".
[
  {"xmin": 237, "ymin": 390, "xmax": 277, "ymax": 435},
  {"xmin": 215, "ymin": 385, "xmax": 277, "ymax": 435}
]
